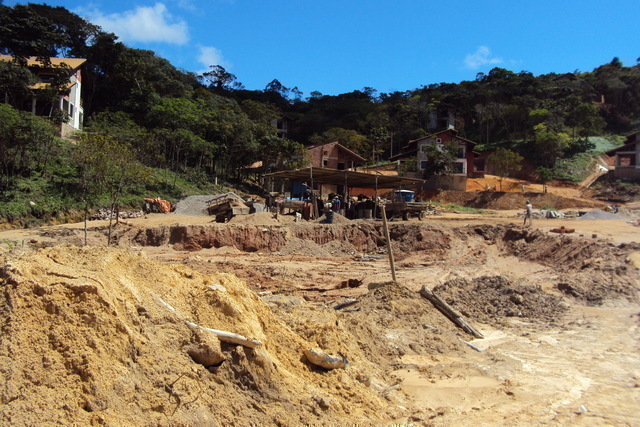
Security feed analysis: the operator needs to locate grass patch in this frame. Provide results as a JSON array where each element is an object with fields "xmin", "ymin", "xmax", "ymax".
[
  {"xmin": 431, "ymin": 202, "xmax": 489, "ymax": 214},
  {"xmin": 587, "ymin": 136, "xmax": 624, "ymax": 154},
  {"xmin": 0, "ymin": 167, "xmax": 246, "ymax": 227},
  {"xmin": 554, "ymin": 153, "xmax": 597, "ymax": 183}
]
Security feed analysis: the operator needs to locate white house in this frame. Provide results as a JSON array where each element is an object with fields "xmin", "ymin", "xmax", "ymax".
[{"xmin": 0, "ymin": 55, "xmax": 86, "ymax": 136}]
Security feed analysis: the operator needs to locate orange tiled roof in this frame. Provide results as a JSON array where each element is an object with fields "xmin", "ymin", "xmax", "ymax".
[{"xmin": 0, "ymin": 55, "xmax": 86, "ymax": 69}]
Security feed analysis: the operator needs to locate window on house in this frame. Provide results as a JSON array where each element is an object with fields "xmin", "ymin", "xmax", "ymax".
[
  {"xmin": 420, "ymin": 160, "xmax": 428, "ymax": 170},
  {"xmin": 323, "ymin": 160, "xmax": 328, "ymax": 166},
  {"xmin": 457, "ymin": 147, "xmax": 465, "ymax": 159},
  {"xmin": 337, "ymin": 162, "xmax": 345, "ymax": 170},
  {"xmin": 618, "ymin": 154, "xmax": 634, "ymax": 167},
  {"xmin": 454, "ymin": 162, "xmax": 465, "ymax": 174},
  {"xmin": 435, "ymin": 138, "xmax": 442, "ymax": 144},
  {"xmin": 323, "ymin": 150, "xmax": 328, "ymax": 155}
]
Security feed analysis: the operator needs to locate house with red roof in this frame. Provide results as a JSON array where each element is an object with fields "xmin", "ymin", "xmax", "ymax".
[
  {"xmin": 606, "ymin": 131, "xmax": 640, "ymax": 181},
  {"xmin": 389, "ymin": 127, "xmax": 482, "ymax": 190}
]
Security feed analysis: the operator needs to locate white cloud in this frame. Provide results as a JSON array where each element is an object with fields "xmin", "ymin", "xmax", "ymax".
[
  {"xmin": 463, "ymin": 46, "xmax": 503, "ymax": 70},
  {"xmin": 197, "ymin": 46, "xmax": 230, "ymax": 73},
  {"xmin": 90, "ymin": 3, "xmax": 189, "ymax": 45},
  {"xmin": 176, "ymin": 0, "xmax": 196, "ymax": 11}
]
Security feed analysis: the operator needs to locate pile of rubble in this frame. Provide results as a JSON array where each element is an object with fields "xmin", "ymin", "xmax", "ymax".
[{"xmin": 89, "ymin": 209, "xmax": 144, "ymax": 221}]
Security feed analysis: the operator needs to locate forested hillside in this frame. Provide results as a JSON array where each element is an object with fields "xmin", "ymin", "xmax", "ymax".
[{"xmin": 0, "ymin": 3, "xmax": 639, "ymax": 225}]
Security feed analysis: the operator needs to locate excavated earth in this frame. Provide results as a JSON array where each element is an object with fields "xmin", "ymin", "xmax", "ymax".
[{"xmin": 1, "ymin": 204, "xmax": 640, "ymax": 425}]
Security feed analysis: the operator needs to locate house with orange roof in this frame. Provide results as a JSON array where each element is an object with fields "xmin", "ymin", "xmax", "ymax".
[{"xmin": 0, "ymin": 55, "xmax": 86, "ymax": 136}]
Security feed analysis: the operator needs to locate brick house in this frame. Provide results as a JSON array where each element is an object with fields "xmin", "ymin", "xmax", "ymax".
[
  {"xmin": 389, "ymin": 127, "xmax": 481, "ymax": 190},
  {"xmin": 300, "ymin": 141, "xmax": 366, "ymax": 196},
  {"xmin": 307, "ymin": 141, "xmax": 366, "ymax": 170},
  {"xmin": 0, "ymin": 55, "xmax": 86, "ymax": 137},
  {"xmin": 606, "ymin": 131, "xmax": 640, "ymax": 181}
]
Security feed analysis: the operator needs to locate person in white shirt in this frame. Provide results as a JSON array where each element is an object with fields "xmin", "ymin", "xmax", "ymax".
[{"xmin": 523, "ymin": 200, "xmax": 533, "ymax": 227}]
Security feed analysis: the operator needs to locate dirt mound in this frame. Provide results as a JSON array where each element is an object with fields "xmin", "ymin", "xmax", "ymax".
[
  {"xmin": 0, "ymin": 246, "xmax": 392, "ymax": 425},
  {"xmin": 431, "ymin": 190, "xmax": 606, "ymax": 210},
  {"xmin": 313, "ymin": 213, "xmax": 352, "ymax": 224},
  {"xmin": 276, "ymin": 282, "xmax": 471, "ymax": 373},
  {"xmin": 434, "ymin": 276, "xmax": 566, "ymax": 326},
  {"xmin": 463, "ymin": 226, "xmax": 640, "ymax": 304}
]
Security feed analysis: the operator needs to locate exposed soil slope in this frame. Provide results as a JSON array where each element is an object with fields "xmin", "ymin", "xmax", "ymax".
[{"xmin": 0, "ymin": 246, "xmax": 395, "ymax": 425}]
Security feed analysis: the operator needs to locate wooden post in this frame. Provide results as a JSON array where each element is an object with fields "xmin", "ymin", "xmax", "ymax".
[
  {"xmin": 374, "ymin": 174, "xmax": 379, "ymax": 218},
  {"xmin": 380, "ymin": 204, "xmax": 397, "ymax": 284},
  {"xmin": 418, "ymin": 285, "xmax": 483, "ymax": 338}
]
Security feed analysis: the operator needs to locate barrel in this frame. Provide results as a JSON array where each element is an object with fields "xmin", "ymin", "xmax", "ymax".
[{"xmin": 324, "ymin": 210, "xmax": 334, "ymax": 223}]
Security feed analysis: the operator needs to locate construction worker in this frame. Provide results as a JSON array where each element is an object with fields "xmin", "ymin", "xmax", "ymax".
[{"xmin": 523, "ymin": 200, "xmax": 533, "ymax": 227}]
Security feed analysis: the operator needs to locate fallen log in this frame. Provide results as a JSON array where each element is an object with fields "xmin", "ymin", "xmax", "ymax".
[
  {"xmin": 185, "ymin": 321, "xmax": 263, "ymax": 348},
  {"xmin": 419, "ymin": 285, "xmax": 484, "ymax": 339},
  {"xmin": 304, "ymin": 348, "xmax": 348, "ymax": 369}
]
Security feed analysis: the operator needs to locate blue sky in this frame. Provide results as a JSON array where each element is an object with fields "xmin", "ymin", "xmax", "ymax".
[{"xmin": 5, "ymin": 0, "xmax": 640, "ymax": 97}]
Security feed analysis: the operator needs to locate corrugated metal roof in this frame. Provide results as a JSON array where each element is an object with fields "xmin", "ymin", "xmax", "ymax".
[{"xmin": 264, "ymin": 167, "xmax": 424, "ymax": 189}]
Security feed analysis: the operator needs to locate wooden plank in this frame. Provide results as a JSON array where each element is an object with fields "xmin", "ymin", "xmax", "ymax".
[{"xmin": 380, "ymin": 204, "xmax": 397, "ymax": 283}]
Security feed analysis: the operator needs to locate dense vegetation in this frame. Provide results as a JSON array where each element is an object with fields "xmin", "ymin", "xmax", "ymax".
[{"xmin": 0, "ymin": 3, "xmax": 638, "ymax": 225}]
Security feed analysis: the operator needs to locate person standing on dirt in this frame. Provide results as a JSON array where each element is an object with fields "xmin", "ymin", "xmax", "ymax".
[
  {"xmin": 332, "ymin": 196, "xmax": 341, "ymax": 213},
  {"xmin": 523, "ymin": 200, "xmax": 533, "ymax": 227}
]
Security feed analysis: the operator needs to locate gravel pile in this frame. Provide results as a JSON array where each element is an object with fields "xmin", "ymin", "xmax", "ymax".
[
  {"xmin": 577, "ymin": 209, "xmax": 628, "ymax": 220},
  {"xmin": 173, "ymin": 195, "xmax": 216, "ymax": 216}
]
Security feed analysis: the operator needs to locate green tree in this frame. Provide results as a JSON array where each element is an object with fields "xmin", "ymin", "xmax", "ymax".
[
  {"xmin": 421, "ymin": 140, "xmax": 458, "ymax": 179},
  {"xmin": 532, "ymin": 123, "xmax": 570, "ymax": 168},
  {"xmin": 366, "ymin": 126, "xmax": 389, "ymax": 163},
  {"xmin": 74, "ymin": 133, "xmax": 149, "ymax": 245},
  {"xmin": 0, "ymin": 104, "xmax": 57, "ymax": 190},
  {"xmin": 265, "ymin": 79, "xmax": 289, "ymax": 99},
  {"xmin": 200, "ymin": 65, "xmax": 241, "ymax": 93},
  {"xmin": 26, "ymin": 4, "xmax": 100, "ymax": 58},
  {"xmin": 0, "ymin": 4, "xmax": 62, "ymax": 65},
  {"xmin": 488, "ymin": 148, "xmax": 523, "ymax": 190},
  {"xmin": 0, "ymin": 59, "xmax": 36, "ymax": 107},
  {"xmin": 535, "ymin": 166, "xmax": 554, "ymax": 188}
]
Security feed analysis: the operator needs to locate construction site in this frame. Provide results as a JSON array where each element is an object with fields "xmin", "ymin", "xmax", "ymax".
[{"xmin": 0, "ymin": 181, "xmax": 639, "ymax": 426}]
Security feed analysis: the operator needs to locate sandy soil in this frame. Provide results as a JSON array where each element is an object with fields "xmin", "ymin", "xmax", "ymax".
[{"xmin": 0, "ymin": 189, "xmax": 639, "ymax": 425}]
